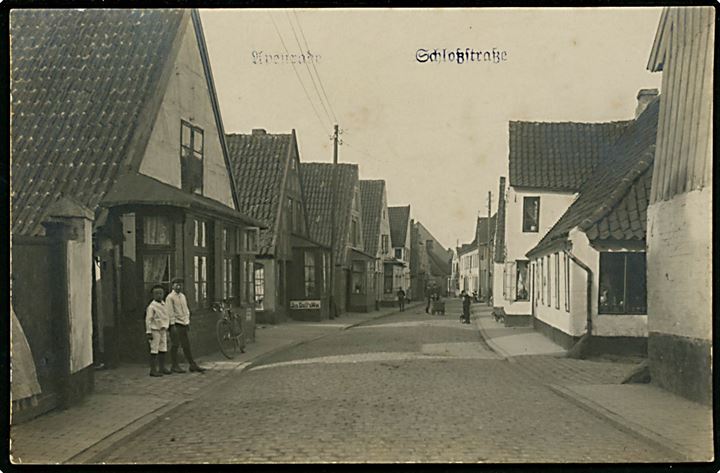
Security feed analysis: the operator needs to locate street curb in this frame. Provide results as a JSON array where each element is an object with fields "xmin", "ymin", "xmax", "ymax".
[
  {"xmin": 70, "ymin": 305, "xmax": 423, "ymax": 463},
  {"xmin": 67, "ymin": 399, "xmax": 190, "ymax": 464},
  {"xmin": 471, "ymin": 311, "xmax": 514, "ymax": 362},
  {"xmin": 547, "ymin": 384, "xmax": 689, "ymax": 461}
]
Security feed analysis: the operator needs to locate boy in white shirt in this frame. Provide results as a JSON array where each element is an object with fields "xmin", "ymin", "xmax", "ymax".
[
  {"xmin": 145, "ymin": 285, "xmax": 171, "ymax": 377},
  {"xmin": 166, "ymin": 278, "xmax": 206, "ymax": 373}
]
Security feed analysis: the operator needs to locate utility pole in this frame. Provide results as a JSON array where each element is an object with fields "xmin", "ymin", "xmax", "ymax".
[
  {"xmin": 329, "ymin": 124, "xmax": 339, "ymax": 319},
  {"xmin": 487, "ymin": 191, "xmax": 492, "ymax": 306}
]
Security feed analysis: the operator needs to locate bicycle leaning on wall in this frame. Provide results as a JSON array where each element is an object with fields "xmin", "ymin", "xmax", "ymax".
[{"xmin": 212, "ymin": 301, "xmax": 246, "ymax": 359}]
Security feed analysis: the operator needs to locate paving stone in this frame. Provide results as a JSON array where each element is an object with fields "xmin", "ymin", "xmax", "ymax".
[{"xmin": 95, "ymin": 303, "xmax": 678, "ymax": 463}]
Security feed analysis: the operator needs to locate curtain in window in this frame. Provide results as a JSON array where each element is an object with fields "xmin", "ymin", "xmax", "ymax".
[{"xmin": 143, "ymin": 217, "xmax": 170, "ymax": 245}]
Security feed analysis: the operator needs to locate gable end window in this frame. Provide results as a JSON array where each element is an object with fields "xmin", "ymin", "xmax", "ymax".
[
  {"xmin": 522, "ymin": 197, "xmax": 540, "ymax": 233},
  {"xmin": 181, "ymin": 120, "xmax": 204, "ymax": 195}
]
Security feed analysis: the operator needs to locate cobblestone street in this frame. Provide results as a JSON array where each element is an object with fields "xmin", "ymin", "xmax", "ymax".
[{"xmin": 94, "ymin": 300, "xmax": 679, "ymax": 463}]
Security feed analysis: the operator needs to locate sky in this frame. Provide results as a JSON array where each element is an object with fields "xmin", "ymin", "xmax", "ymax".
[{"xmin": 201, "ymin": 8, "xmax": 663, "ymax": 250}]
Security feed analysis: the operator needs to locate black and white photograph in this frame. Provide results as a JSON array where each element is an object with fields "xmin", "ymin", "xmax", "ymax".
[{"xmin": 7, "ymin": 5, "xmax": 714, "ymax": 464}]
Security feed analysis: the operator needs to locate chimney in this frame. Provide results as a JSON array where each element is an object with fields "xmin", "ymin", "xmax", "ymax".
[
  {"xmin": 635, "ymin": 89, "xmax": 659, "ymax": 118},
  {"xmin": 252, "ymin": 129, "xmax": 267, "ymax": 136}
]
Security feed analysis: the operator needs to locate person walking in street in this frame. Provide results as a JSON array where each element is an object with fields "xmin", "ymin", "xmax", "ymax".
[
  {"xmin": 397, "ymin": 288, "xmax": 406, "ymax": 312},
  {"xmin": 461, "ymin": 292, "xmax": 471, "ymax": 324},
  {"xmin": 166, "ymin": 278, "xmax": 206, "ymax": 373},
  {"xmin": 145, "ymin": 285, "xmax": 171, "ymax": 377}
]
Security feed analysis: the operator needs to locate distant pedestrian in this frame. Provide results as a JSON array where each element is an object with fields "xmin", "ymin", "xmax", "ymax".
[
  {"xmin": 397, "ymin": 288, "xmax": 406, "ymax": 311},
  {"xmin": 166, "ymin": 278, "xmax": 206, "ymax": 373},
  {"xmin": 146, "ymin": 285, "xmax": 171, "ymax": 377},
  {"xmin": 461, "ymin": 292, "xmax": 471, "ymax": 324}
]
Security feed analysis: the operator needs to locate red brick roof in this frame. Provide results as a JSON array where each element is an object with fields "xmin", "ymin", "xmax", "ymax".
[
  {"xmin": 225, "ymin": 131, "xmax": 293, "ymax": 254},
  {"xmin": 359, "ymin": 180, "xmax": 386, "ymax": 257},
  {"xmin": 527, "ymin": 98, "xmax": 660, "ymax": 258},
  {"xmin": 300, "ymin": 163, "xmax": 359, "ymax": 266},
  {"xmin": 11, "ymin": 9, "xmax": 186, "ymax": 235},
  {"xmin": 509, "ymin": 120, "xmax": 632, "ymax": 191}
]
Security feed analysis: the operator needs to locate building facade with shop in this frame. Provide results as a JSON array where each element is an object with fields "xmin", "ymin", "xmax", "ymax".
[
  {"xmin": 10, "ymin": 7, "xmax": 266, "ymax": 422},
  {"xmin": 301, "ymin": 163, "xmax": 375, "ymax": 315},
  {"xmin": 526, "ymin": 94, "xmax": 660, "ymax": 356},
  {"xmin": 225, "ymin": 130, "xmax": 330, "ymax": 323},
  {"xmin": 13, "ymin": 10, "xmax": 262, "ymax": 378},
  {"xmin": 360, "ymin": 180, "xmax": 396, "ymax": 309},
  {"xmin": 493, "ymin": 118, "xmax": 631, "ymax": 326},
  {"xmin": 388, "ymin": 206, "xmax": 413, "ymax": 301}
]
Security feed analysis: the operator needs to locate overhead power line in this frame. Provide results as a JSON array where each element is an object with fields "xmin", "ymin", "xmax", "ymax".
[
  {"xmin": 268, "ymin": 12, "xmax": 331, "ymax": 135},
  {"xmin": 291, "ymin": 10, "xmax": 339, "ymax": 124},
  {"xmin": 285, "ymin": 10, "xmax": 334, "ymax": 128}
]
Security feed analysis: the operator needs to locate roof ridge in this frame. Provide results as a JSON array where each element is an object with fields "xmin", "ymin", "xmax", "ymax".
[
  {"xmin": 509, "ymin": 119, "xmax": 634, "ymax": 126},
  {"xmin": 577, "ymin": 147, "xmax": 655, "ymax": 233}
]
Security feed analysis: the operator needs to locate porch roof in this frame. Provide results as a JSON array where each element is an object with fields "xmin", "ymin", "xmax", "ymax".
[
  {"xmin": 350, "ymin": 247, "xmax": 375, "ymax": 261},
  {"xmin": 291, "ymin": 234, "xmax": 330, "ymax": 250},
  {"xmin": 100, "ymin": 172, "xmax": 267, "ymax": 228}
]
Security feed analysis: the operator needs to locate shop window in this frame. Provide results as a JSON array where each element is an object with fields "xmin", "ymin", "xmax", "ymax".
[
  {"xmin": 541, "ymin": 257, "xmax": 545, "ymax": 305},
  {"xmin": 245, "ymin": 259, "xmax": 254, "ymax": 305},
  {"xmin": 143, "ymin": 216, "xmax": 172, "ymax": 246},
  {"xmin": 141, "ymin": 216, "xmax": 173, "ymax": 297},
  {"xmin": 143, "ymin": 254, "xmax": 171, "ymax": 299},
  {"xmin": 546, "ymin": 255, "xmax": 552, "ymax": 306},
  {"xmin": 254, "ymin": 265, "xmax": 265, "ymax": 310},
  {"xmin": 304, "ymin": 251, "xmax": 316, "ymax": 298},
  {"xmin": 222, "ymin": 227, "xmax": 238, "ymax": 302},
  {"xmin": 192, "ymin": 218, "xmax": 212, "ymax": 308},
  {"xmin": 599, "ymin": 252, "xmax": 647, "ymax": 314},
  {"xmin": 516, "ymin": 260, "xmax": 529, "ymax": 301},
  {"xmin": 181, "ymin": 120, "xmax": 203, "ymax": 194},
  {"xmin": 384, "ymin": 264, "xmax": 394, "ymax": 294},
  {"xmin": 522, "ymin": 197, "xmax": 540, "ymax": 233},
  {"xmin": 352, "ymin": 261, "xmax": 366, "ymax": 294},
  {"xmin": 322, "ymin": 252, "xmax": 330, "ymax": 293},
  {"xmin": 564, "ymin": 253, "xmax": 570, "ymax": 312}
]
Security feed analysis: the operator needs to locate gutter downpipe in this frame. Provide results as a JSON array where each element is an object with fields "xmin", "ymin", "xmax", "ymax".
[{"xmin": 565, "ymin": 249, "xmax": 593, "ymax": 359}]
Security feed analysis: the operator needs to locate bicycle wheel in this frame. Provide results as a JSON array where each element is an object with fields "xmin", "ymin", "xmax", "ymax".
[{"xmin": 216, "ymin": 318, "xmax": 237, "ymax": 359}]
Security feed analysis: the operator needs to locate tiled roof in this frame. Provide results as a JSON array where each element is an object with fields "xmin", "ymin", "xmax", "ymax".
[
  {"xmin": 388, "ymin": 206, "xmax": 411, "ymax": 248},
  {"xmin": 509, "ymin": 120, "xmax": 632, "ymax": 191},
  {"xmin": 359, "ymin": 180, "xmax": 385, "ymax": 257},
  {"xmin": 528, "ymin": 98, "xmax": 660, "ymax": 257},
  {"xmin": 225, "ymin": 131, "xmax": 293, "ymax": 255},
  {"xmin": 11, "ymin": 9, "xmax": 185, "ymax": 236},
  {"xmin": 415, "ymin": 221, "xmax": 452, "ymax": 276},
  {"xmin": 458, "ymin": 214, "xmax": 496, "ymax": 257},
  {"xmin": 300, "ymin": 163, "xmax": 359, "ymax": 265},
  {"xmin": 493, "ymin": 177, "xmax": 507, "ymax": 263}
]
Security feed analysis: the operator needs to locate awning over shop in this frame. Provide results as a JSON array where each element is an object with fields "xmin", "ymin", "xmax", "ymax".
[{"xmin": 100, "ymin": 172, "xmax": 267, "ymax": 228}]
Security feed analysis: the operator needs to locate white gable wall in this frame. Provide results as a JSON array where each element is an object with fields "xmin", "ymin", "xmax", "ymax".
[
  {"xmin": 139, "ymin": 15, "xmax": 234, "ymax": 208},
  {"xmin": 501, "ymin": 186, "xmax": 576, "ymax": 315}
]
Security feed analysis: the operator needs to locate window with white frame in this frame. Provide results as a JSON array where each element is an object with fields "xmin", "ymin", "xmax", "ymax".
[{"xmin": 254, "ymin": 265, "xmax": 265, "ymax": 310}]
